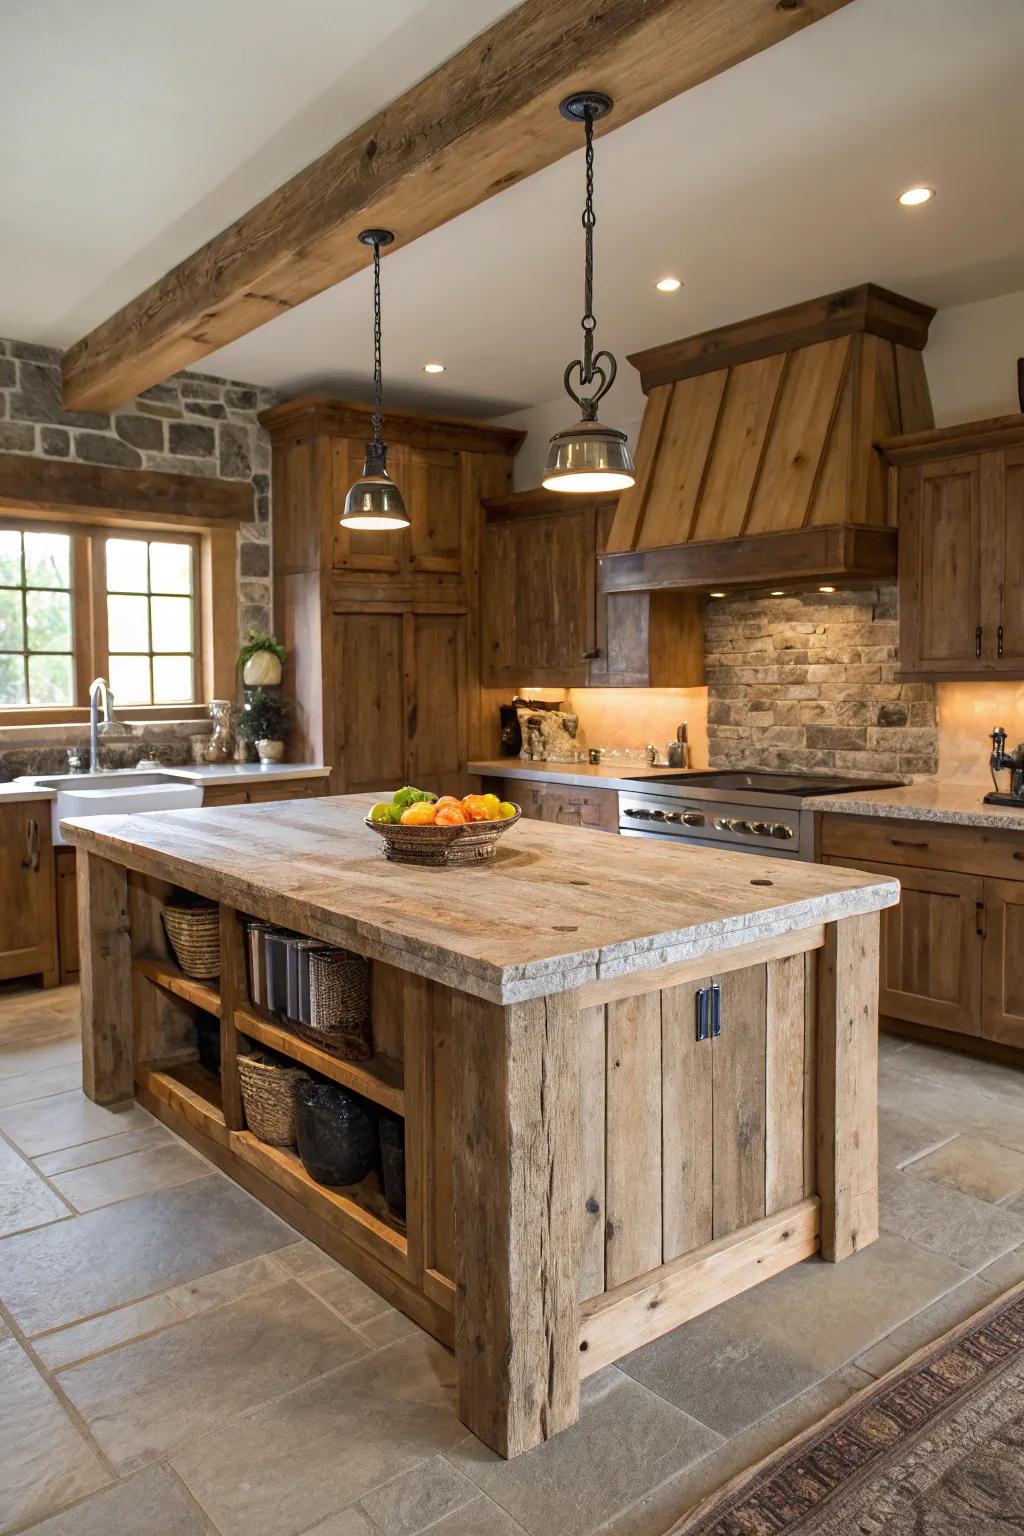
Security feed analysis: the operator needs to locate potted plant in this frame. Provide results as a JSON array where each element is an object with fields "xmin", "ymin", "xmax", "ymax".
[
  {"xmin": 237, "ymin": 687, "xmax": 290, "ymax": 764},
  {"xmin": 238, "ymin": 631, "xmax": 285, "ymax": 688}
]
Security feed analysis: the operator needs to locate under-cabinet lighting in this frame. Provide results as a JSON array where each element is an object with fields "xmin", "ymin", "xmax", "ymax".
[
  {"xmin": 818, "ymin": 585, "xmax": 837, "ymax": 593},
  {"xmin": 423, "ymin": 362, "xmax": 446, "ymax": 374},
  {"xmin": 655, "ymin": 276, "xmax": 682, "ymax": 292},
  {"xmin": 708, "ymin": 591, "xmax": 726, "ymax": 598},
  {"xmin": 770, "ymin": 590, "xmax": 786, "ymax": 597},
  {"xmin": 898, "ymin": 186, "xmax": 935, "ymax": 207}
]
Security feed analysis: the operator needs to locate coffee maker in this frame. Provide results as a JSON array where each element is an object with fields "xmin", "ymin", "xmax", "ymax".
[{"xmin": 986, "ymin": 726, "xmax": 1024, "ymax": 804}]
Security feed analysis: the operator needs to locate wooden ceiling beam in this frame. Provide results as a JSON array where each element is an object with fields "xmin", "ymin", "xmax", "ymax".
[{"xmin": 62, "ymin": 0, "xmax": 853, "ymax": 411}]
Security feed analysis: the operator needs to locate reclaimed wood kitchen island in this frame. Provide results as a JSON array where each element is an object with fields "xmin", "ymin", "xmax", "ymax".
[{"xmin": 64, "ymin": 795, "xmax": 898, "ymax": 1458}]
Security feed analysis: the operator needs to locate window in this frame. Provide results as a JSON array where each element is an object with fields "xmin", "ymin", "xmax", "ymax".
[
  {"xmin": 0, "ymin": 530, "xmax": 75, "ymax": 706},
  {"xmin": 0, "ymin": 524, "xmax": 205, "ymax": 716},
  {"xmin": 105, "ymin": 537, "xmax": 196, "ymax": 705}
]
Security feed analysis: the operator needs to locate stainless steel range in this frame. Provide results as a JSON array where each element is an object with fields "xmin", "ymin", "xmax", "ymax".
[{"xmin": 618, "ymin": 770, "xmax": 904, "ymax": 860}]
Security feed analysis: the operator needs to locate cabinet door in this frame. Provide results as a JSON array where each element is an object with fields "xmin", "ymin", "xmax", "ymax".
[
  {"xmin": 0, "ymin": 804, "xmax": 57, "ymax": 983},
  {"xmin": 982, "ymin": 878, "xmax": 1024, "ymax": 1046},
  {"xmin": 898, "ymin": 454, "xmax": 984, "ymax": 674},
  {"xmin": 406, "ymin": 612, "xmax": 469, "ymax": 792},
  {"xmin": 480, "ymin": 507, "xmax": 596, "ymax": 687},
  {"xmin": 405, "ymin": 448, "xmax": 462, "ymax": 574},
  {"xmin": 507, "ymin": 779, "xmax": 618, "ymax": 833},
  {"xmin": 829, "ymin": 856, "xmax": 983, "ymax": 1036},
  {"xmin": 333, "ymin": 612, "xmax": 406, "ymax": 793},
  {"xmin": 985, "ymin": 446, "xmax": 1024, "ymax": 672}
]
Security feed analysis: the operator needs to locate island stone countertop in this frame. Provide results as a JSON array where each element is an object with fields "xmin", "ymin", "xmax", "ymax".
[
  {"xmin": 814, "ymin": 779, "xmax": 1024, "ymax": 832},
  {"xmin": 63, "ymin": 792, "xmax": 899, "ymax": 1003}
]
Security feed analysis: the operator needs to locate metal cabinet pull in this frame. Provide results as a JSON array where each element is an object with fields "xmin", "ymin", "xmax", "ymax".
[
  {"xmin": 998, "ymin": 625, "xmax": 1005, "ymax": 659},
  {"xmin": 890, "ymin": 838, "xmax": 928, "ymax": 850},
  {"xmin": 695, "ymin": 983, "xmax": 722, "ymax": 1042},
  {"xmin": 976, "ymin": 901, "xmax": 987, "ymax": 939},
  {"xmin": 22, "ymin": 818, "xmax": 39, "ymax": 872},
  {"xmin": 976, "ymin": 626, "xmax": 983, "ymax": 658}
]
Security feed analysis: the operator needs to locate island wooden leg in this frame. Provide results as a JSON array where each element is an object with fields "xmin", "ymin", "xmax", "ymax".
[
  {"xmin": 817, "ymin": 912, "xmax": 880, "ymax": 1261},
  {"xmin": 452, "ymin": 989, "xmax": 582, "ymax": 1458},
  {"xmin": 77, "ymin": 850, "xmax": 133, "ymax": 1104}
]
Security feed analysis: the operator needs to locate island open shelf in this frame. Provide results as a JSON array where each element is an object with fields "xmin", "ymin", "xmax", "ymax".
[{"xmin": 67, "ymin": 793, "xmax": 898, "ymax": 1459}]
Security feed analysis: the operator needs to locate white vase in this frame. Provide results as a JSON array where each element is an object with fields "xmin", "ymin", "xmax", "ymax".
[
  {"xmin": 242, "ymin": 650, "xmax": 283, "ymax": 687},
  {"xmin": 256, "ymin": 738, "xmax": 284, "ymax": 764}
]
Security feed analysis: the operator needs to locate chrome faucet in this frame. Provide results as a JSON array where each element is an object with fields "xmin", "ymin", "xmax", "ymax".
[{"xmin": 88, "ymin": 678, "xmax": 114, "ymax": 773}]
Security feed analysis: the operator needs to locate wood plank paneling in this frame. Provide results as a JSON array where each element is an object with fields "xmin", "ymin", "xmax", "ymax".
[
  {"xmin": 636, "ymin": 372, "xmax": 726, "ymax": 548},
  {"xmin": 217, "ymin": 905, "xmax": 246, "ymax": 1132},
  {"xmin": 806, "ymin": 344, "xmax": 854, "ymax": 526},
  {"xmin": 744, "ymin": 337, "xmax": 851, "ymax": 533},
  {"xmin": 894, "ymin": 344, "xmax": 935, "ymax": 434},
  {"xmin": 579, "ymin": 1004, "xmax": 607, "ymax": 1300},
  {"xmin": 765, "ymin": 954, "xmax": 806, "ymax": 1214},
  {"xmin": 661, "ymin": 978, "xmax": 713, "ymax": 1261},
  {"xmin": 691, "ymin": 355, "xmax": 786, "ymax": 540},
  {"xmin": 606, "ymin": 384, "xmax": 673, "ymax": 554},
  {"xmin": 605, "ymin": 992, "xmax": 662, "ymax": 1286},
  {"xmin": 78, "ymin": 851, "xmax": 133, "ymax": 1103},
  {"xmin": 333, "ymin": 611, "xmax": 405, "ymax": 792},
  {"xmin": 712, "ymin": 964, "xmax": 767, "ymax": 1239}
]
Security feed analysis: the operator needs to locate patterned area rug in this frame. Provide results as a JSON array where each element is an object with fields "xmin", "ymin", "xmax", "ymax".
[{"xmin": 673, "ymin": 1278, "xmax": 1024, "ymax": 1534}]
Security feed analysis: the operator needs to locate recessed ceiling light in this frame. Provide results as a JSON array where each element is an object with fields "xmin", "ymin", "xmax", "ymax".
[
  {"xmin": 655, "ymin": 276, "xmax": 682, "ymax": 292},
  {"xmin": 818, "ymin": 585, "xmax": 837, "ymax": 594},
  {"xmin": 423, "ymin": 362, "xmax": 446, "ymax": 374},
  {"xmin": 770, "ymin": 590, "xmax": 786, "ymax": 597},
  {"xmin": 709, "ymin": 591, "xmax": 726, "ymax": 599},
  {"xmin": 898, "ymin": 186, "xmax": 935, "ymax": 207}
]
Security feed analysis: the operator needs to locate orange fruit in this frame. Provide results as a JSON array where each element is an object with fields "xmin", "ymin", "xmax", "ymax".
[
  {"xmin": 400, "ymin": 801, "xmax": 437, "ymax": 826},
  {"xmin": 434, "ymin": 795, "xmax": 462, "ymax": 811},
  {"xmin": 460, "ymin": 794, "xmax": 491, "ymax": 822},
  {"xmin": 436, "ymin": 804, "xmax": 466, "ymax": 825}
]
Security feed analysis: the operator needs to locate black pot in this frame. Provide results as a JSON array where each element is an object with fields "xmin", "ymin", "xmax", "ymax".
[
  {"xmin": 378, "ymin": 1110, "xmax": 406, "ymax": 1221},
  {"xmin": 295, "ymin": 1081, "xmax": 377, "ymax": 1188}
]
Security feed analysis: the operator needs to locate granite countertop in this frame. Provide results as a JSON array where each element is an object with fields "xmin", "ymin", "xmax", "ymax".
[
  {"xmin": 0, "ymin": 762, "xmax": 329, "ymax": 805},
  {"xmin": 814, "ymin": 780, "xmax": 1024, "ymax": 832},
  {"xmin": 62, "ymin": 793, "xmax": 899, "ymax": 1004},
  {"xmin": 468, "ymin": 759, "xmax": 687, "ymax": 793}
]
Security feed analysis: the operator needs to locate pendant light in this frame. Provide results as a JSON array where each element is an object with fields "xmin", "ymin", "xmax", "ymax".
[
  {"xmin": 543, "ymin": 93, "xmax": 635, "ymax": 494},
  {"xmin": 340, "ymin": 228, "xmax": 410, "ymax": 530}
]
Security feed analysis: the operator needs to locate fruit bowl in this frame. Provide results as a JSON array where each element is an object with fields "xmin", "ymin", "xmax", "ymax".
[{"xmin": 364, "ymin": 805, "xmax": 521, "ymax": 866}]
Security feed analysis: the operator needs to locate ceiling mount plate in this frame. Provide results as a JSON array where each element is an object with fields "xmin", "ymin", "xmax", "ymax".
[
  {"xmin": 357, "ymin": 228, "xmax": 395, "ymax": 248},
  {"xmin": 559, "ymin": 91, "xmax": 613, "ymax": 123}
]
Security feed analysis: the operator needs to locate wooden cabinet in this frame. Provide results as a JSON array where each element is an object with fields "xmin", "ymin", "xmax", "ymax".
[
  {"xmin": 479, "ymin": 775, "xmax": 618, "ymax": 833},
  {"xmin": 264, "ymin": 396, "xmax": 522, "ymax": 791},
  {"xmin": 480, "ymin": 490, "xmax": 704, "ymax": 690},
  {"xmin": 0, "ymin": 802, "xmax": 57, "ymax": 985},
  {"xmin": 886, "ymin": 416, "xmax": 1024, "ymax": 678},
  {"xmin": 821, "ymin": 812, "xmax": 1024, "ymax": 1050}
]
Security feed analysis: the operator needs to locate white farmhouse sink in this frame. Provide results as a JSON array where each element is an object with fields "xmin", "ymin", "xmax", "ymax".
[{"xmin": 35, "ymin": 772, "xmax": 204, "ymax": 846}]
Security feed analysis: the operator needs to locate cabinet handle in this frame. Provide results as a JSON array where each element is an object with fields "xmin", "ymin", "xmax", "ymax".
[
  {"xmin": 976, "ymin": 900, "xmax": 987, "ymax": 938},
  {"xmin": 976, "ymin": 626, "xmax": 983, "ymax": 658},
  {"xmin": 890, "ymin": 838, "xmax": 929, "ymax": 850},
  {"xmin": 22, "ymin": 818, "xmax": 39, "ymax": 872},
  {"xmin": 998, "ymin": 625, "xmax": 1004, "ymax": 659}
]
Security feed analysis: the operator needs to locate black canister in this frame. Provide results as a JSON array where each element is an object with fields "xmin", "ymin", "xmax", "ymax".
[
  {"xmin": 294, "ymin": 1080, "xmax": 377, "ymax": 1188},
  {"xmin": 378, "ymin": 1110, "xmax": 406, "ymax": 1221}
]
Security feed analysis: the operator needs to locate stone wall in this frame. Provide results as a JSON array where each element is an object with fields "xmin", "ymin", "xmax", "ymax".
[
  {"xmin": 0, "ymin": 338, "xmax": 277, "ymax": 644},
  {"xmin": 705, "ymin": 583, "xmax": 938, "ymax": 777}
]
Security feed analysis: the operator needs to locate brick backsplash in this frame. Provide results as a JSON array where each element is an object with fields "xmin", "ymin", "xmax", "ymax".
[
  {"xmin": 705, "ymin": 583, "xmax": 938, "ymax": 777},
  {"xmin": 0, "ymin": 337, "xmax": 277, "ymax": 646}
]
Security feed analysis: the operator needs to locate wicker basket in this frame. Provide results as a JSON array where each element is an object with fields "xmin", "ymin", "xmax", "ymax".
[
  {"xmin": 237, "ymin": 1051, "xmax": 309, "ymax": 1146},
  {"xmin": 297, "ymin": 948, "xmax": 373, "ymax": 1060},
  {"xmin": 365, "ymin": 806, "xmax": 521, "ymax": 867},
  {"xmin": 162, "ymin": 901, "xmax": 221, "ymax": 979}
]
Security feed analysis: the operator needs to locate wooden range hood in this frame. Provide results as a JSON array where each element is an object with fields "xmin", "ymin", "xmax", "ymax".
[{"xmin": 599, "ymin": 283, "xmax": 935, "ymax": 595}]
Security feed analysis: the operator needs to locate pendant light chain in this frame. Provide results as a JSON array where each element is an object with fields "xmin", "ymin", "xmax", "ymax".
[
  {"xmin": 371, "ymin": 237, "xmax": 384, "ymax": 451},
  {"xmin": 581, "ymin": 105, "xmax": 597, "ymax": 381}
]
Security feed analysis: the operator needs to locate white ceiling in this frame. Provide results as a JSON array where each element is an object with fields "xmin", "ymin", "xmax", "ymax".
[{"xmin": 4, "ymin": 0, "xmax": 1024, "ymax": 421}]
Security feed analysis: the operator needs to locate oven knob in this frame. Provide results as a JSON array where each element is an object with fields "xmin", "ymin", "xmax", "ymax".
[
  {"xmin": 771, "ymin": 823, "xmax": 795, "ymax": 839},
  {"xmin": 752, "ymin": 822, "xmax": 772, "ymax": 836},
  {"xmin": 650, "ymin": 809, "xmax": 667, "ymax": 821},
  {"xmin": 681, "ymin": 812, "xmax": 704, "ymax": 827},
  {"xmin": 732, "ymin": 820, "xmax": 752, "ymax": 834},
  {"xmin": 624, "ymin": 808, "xmax": 640, "ymax": 817},
  {"xmin": 664, "ymin": 811, "xmax": 682, "ymax": 824},
  {"xmin": 714, "ymin": 817, "xmax": 730, "ymax": 831}
]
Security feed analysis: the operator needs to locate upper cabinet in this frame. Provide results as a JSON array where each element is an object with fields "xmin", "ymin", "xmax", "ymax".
[
  {"xmin": 480, "ymin": 490, "xmax": 704, "ymax": 690},
  {"xmin": 885, "ymin": 416, "xmax": 1024, "ymax": 678}
]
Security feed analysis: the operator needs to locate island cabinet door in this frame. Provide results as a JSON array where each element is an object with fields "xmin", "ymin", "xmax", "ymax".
[
  {"xmin": 981, "ymin": 878, "xmax": 1024, "ymax": 1047},
  {"xmin": 580, "ymin": 953, "xmax": 813, "ymax": 1299}
]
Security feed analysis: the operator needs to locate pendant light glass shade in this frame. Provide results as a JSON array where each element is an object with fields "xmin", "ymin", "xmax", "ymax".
[
  {"xmin": 544, "ymin": 92, "xmax": 634, "ymax": 495},
  {"xmin": 341, "ymin": 443, "xmax": 408, "ymax": 529},
  {"xmin": 340, "ymin": 228, "xmax": 410, "ymax": 531}
]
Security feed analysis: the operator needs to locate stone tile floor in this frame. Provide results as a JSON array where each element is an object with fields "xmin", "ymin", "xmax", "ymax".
[{"xmin": 4, "ymin": 983, "xmax": 1024, "ymax": 1536}]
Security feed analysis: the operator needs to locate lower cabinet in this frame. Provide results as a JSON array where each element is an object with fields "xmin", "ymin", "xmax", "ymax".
[
  {"xmin": 479, "ymin": 775, "xmax": 619, "ymax": 833},
  {"xmin": 820, "ymin": 813, "xmax": 1024, "ymax": 1050},
  {"xmin": 0, "ymin": 801, "xmax": 58, "ymax": 986}
]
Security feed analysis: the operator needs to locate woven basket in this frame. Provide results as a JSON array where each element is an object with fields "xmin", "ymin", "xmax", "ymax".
[
  {"xmin": 162, "ymin": 902, "xmax": 221, "ymax": 979},
  {"xmin": 298, "ymin": 948, "xmax": 373, "ymax": 1060},
  {"xmin": 365, "ymin": 806, "xmax": 521, "ymax": 867},
  {"xmin": 237, "ymin": 1052, "xmax": 309, "ymax": 1146}
]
